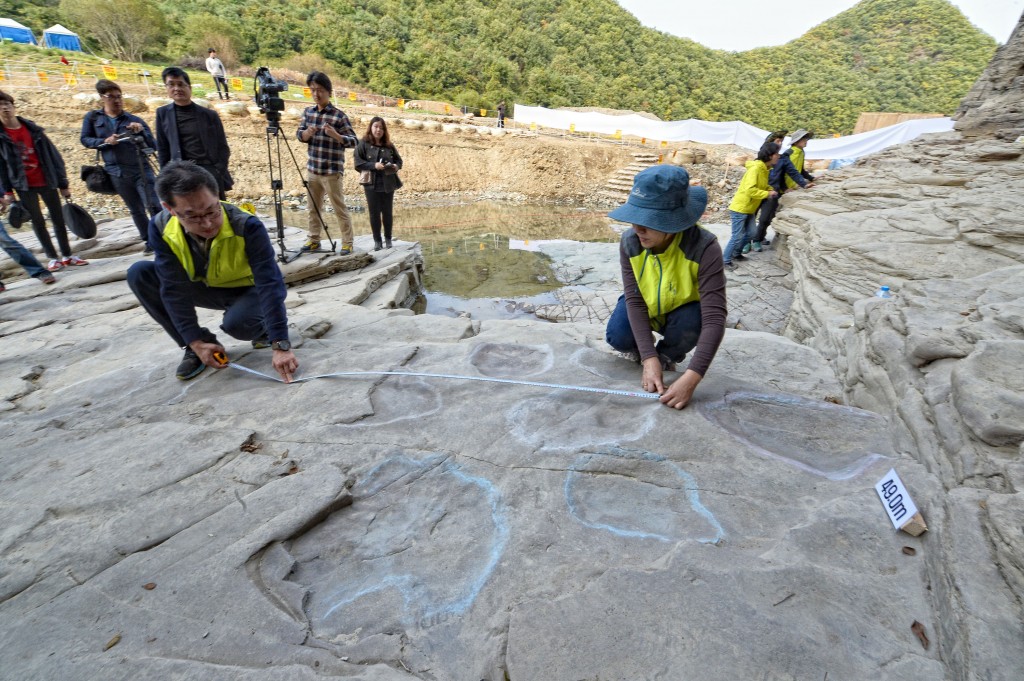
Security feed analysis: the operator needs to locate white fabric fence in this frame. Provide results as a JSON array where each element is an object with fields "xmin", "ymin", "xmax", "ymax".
[{"xmin": 512, "ymin": 104, "xmax": 954, "ymax": 160}]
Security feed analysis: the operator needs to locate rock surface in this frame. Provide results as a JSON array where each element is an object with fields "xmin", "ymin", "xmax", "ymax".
[
  {"xmin": 2, "ymin": 215, "xmax": 947, "ymax": 680},
  {"xmin": 771, "ymin": 126, "xmax": 1024, "ymax": 681},
  {"xmin": 955, "ymin": 11, "xmax": 1024, "ymax": 137}
]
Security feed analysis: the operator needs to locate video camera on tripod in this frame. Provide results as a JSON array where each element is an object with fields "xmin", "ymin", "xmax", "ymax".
[
  {"xmin": 253, "ymin": 66, "xmax": 337, "ymax": 262},
  {"xmin": 254, "ymin": 67, "xmax": 288, "ymax": 128}
]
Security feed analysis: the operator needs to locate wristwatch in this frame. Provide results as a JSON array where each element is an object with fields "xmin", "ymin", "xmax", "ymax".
[{"xmin": 271, "ymin": 340, "xmax": 292, "ymax": 351}]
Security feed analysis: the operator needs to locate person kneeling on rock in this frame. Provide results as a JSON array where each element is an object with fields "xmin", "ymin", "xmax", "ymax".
[
  {"xmin": 605, "ymin": 165, "xmax": 727, "ymax": 409},
  {"xmin": 126, "ymin": 161, "xmax": 298, "ymax": 382}
]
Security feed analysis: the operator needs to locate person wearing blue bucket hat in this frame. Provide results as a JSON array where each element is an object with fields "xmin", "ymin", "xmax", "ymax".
[{"xmin": 606, "ymin": 164, "xmax": 727, "ymax": 409}]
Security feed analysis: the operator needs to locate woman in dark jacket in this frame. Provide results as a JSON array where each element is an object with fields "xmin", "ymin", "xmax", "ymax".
[
  {"xmin": 354, "ymin": 117, "xmax": 403, "ymax": 251},
  {"xmin": 81, "ymin": 79, "xmax": 160, "ymax": 252},
  {"xmin": 0, "ymin": 90, "xmax": 85, "ymax": 272}
]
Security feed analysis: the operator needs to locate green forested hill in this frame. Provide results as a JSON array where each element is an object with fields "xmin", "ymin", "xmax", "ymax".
[{"xmin": 2, "ymin": 0, "xmax": 998, "ymax": 133}]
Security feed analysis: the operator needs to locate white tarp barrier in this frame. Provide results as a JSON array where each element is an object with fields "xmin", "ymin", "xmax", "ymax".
[{"xmin": 512, "ymin": 104, "xmax": 954, "ymax": 160}]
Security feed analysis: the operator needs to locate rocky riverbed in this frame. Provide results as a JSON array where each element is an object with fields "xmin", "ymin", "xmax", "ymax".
[{"xmin": 2, "ymin": 15, "xmax": 1024, "ymax": 678}]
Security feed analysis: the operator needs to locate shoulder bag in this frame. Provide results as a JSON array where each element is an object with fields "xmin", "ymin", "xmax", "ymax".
[{"xmin": 81, "ymin": 149, "xmax": 117, "ymax": 195}]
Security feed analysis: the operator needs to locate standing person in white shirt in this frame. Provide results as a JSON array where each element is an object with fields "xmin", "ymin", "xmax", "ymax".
[{"xmin": 205, "ymin": 48, "xmax": 230, "ymax": 100}]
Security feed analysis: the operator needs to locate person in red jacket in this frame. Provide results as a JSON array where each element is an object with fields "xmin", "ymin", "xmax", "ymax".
[{"xmin": 0, "ymin": 90, "xmax": 87, "ymax": 272}]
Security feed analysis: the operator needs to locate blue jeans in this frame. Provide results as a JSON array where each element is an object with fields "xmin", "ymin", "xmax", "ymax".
[
  {"xmin": 111, "ymin": 171, "xmax": 160, "ymax": 244},
  {"xmin": 0, "ymin": 217, "xmax": 46, "ymax": 281},
  {"xmin": 724, "ymin": 210, "xmax": 756, "ymax": 263},
  {"xmin": 605, "ymin": 295, "xmax": 702, "ymax": 363},
  {"xmin": 126, "ymin": 260, "xmax": 267, "ymax": 348}
]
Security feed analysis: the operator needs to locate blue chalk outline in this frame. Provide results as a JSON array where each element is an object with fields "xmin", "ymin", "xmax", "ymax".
[
  {"xmin": 564, "ymin": 448, "xmax": 725, "ymax": 545},
  {"xmin": 321, "ymin": 457, "xmax": 509, "ymax": 623}
]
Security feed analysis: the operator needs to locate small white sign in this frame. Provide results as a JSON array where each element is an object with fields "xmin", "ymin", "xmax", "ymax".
[{"xmin": 875, "ymin": 468, "xmax": 919, "ymax": 530}]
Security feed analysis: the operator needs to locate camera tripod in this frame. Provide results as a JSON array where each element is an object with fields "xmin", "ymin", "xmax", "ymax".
[{"xmin": 262, "ymin": 114, "xmax": 336, "ymax": 264}]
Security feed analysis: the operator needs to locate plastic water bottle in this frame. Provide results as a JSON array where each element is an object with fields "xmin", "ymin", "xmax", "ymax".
[{"xmin": 875, "ymin": 286, "xmax": 892, "ymax": 299}]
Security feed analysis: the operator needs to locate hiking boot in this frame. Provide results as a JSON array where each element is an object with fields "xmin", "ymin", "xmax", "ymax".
[
  {"xmin": 733, "ymin": 254, "xmax": 748, "ymax": 262},
  {"xmin": 37, "ymin": 272, "xmax": 56, "ymax": 285},
  {"xmin": 62, "ymin": 255, "xmax": 89, "ymax": 266},
  {"xmin": 175, "ymin": 348, "xmax": 206, "ymax": 381},
  {"xmin": 47, "ymin": 259, "xmax": 65, "ymax": 272},
  {"xmin": 385, "ymin": 239, "xmax": 393, "ymax": 249},
  {"xmin": 724, "ymin": 261, "xmax": 737, "ymax": 270},
  {"xmin": 251, "ymin": 338, "xmax": 271, "ymax": 349},
  {"xmin": 300, "ymin": 239, "xmax": 320, "ymax": 252},
  {"xmin": 339, "ymin": 243, "xmax": 353, "ymax": 255},
  {"xmin": 373, "ymin": 240, "xmax": 383, "ymax": 251}
]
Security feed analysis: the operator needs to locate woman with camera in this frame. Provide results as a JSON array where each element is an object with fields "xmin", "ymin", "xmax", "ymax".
[
  {"xmin": 354, "ymin": 117, "xmax": 403, "ymax": 251},
  {"xmin": 81, "ymin": 79, "xmax": 161, "ymax": 252}
]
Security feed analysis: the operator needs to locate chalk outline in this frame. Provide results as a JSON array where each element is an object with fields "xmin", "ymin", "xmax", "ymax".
[
  {"xmin": 564, "ymin": 448, "xmax": 725, "ymax": 545},
  {"xmin": 319, "ymin": 455, "xmax": 509, "ymax": 624},
  {"xmin": 698, "ymin": 391, "xmax": 889, "ymax": 481}
]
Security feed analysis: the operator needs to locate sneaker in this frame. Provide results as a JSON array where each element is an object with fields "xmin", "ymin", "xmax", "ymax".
[
  {"xmin": 752, "ymin": 241, "xmax": 762, "ymax": 252},
  {"xmin": 300, "ymin": 239, "xmax": 321, "ymax": 252},
  {"xmin": 47, "ymin": 259, "xmax": 65, "ymax": 272},
  {"xmin": 175, "ymin": 348, "xmax": 206, "ymax": 381},
  {"xmin": 620, "ymin": 349, "xmax": 641, "ymax": 364},
  {"xmin": 37, "ymin": 272, "xmax": 56, "ymax": 285},
  {"xmin": 62, "ymin": 255, "xmax": 89, "ymax": 266},
  {"xmin": 741, "ymin": 243, "xmax": 751, "ymax": 254},
  {"xmin": 724, "ymin": 261, "xmax": 737, "ymax": 270},
  {"xmin": 733, "ymin": 254, "xmax": 748, "ymax": 262},
  {"xmin": 339, "ymin": 243, "xmax": 353, "ymax": 255},
  {"xmin": 251, "ymin": 338, "xmax": 271, "ymax": 349}
]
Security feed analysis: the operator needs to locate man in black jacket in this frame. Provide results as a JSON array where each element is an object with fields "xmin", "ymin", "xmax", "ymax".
[{"xmin": 155, "ymin": 67, "xmax": 233, "ymax": 199}]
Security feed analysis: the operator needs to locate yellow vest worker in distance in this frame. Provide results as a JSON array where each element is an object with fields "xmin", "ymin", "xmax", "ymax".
[
  {"xmin": 605, "ymin": 165, "xmax": 728, "ymax": 410},
  {"xmin": 125, "ymin": 161, "xmax": 299, "ymax": 382}
]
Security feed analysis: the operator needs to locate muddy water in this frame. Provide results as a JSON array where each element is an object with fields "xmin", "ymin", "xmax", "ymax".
[{"xmin": 293, "ymin": 200, "xmax": 620, "ymax": 317}]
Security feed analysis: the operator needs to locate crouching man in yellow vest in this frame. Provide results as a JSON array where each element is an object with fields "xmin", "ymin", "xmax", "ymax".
[
  {"xmin": 605, "ymin": 165, "xmax": 728, "ymax": 409},
  {"xmin": 126, "ymin": 160, "xmax": 299, "ymax": 382}
]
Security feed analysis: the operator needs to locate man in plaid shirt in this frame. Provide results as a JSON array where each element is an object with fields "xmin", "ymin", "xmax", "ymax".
[{"xmin": 297, "ymin": 71, "xmax": 358, "ymax": 254}]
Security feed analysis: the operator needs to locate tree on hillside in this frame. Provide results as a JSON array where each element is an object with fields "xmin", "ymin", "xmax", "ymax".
[
  {"xmin": 59, "ymin": 0, "xmax": 165, "ymax": 63},
  {"xmin": 166, "ymin": 13, "xmax": 243, "ymax": 66}
]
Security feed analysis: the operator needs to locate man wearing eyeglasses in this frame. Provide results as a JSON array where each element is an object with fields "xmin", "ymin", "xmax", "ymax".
[
  {"xmin": 155, "ymin": 67, "xmax": 233, "ymax": 200},
  {"xmin": 126, "ymin": 161, "xmax": 298, "ymax": 382},
  {"xmin": 81, "ymin": 79, "xmax": 160, "ymax": 253}
]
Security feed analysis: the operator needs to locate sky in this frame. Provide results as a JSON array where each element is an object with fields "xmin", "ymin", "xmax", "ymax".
[{"xmin": 615, "ymin": 0, "xmax": 1024, "ymax": 51}]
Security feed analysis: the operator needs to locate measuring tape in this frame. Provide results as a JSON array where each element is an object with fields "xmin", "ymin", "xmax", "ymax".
[{"xmin": 224, "ymin": 362, "xmax": 660, "ymax": 400}]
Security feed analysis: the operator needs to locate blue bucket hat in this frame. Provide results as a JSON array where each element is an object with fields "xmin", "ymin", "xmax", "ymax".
[{"xmin": 607, "ymin": 165, "xmax": 708, "ymax": 233}]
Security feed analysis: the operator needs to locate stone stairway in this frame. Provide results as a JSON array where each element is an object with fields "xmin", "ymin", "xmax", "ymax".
[{"xmin": 600, "ymin": 151, "xmax": 660, "ymax": 228}]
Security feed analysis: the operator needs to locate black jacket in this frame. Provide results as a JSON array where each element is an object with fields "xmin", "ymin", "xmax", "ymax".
[
  {"xmin": 0, "ymin": 117, "xmax": 69, "ymax": 194},
  {"xmin": 154, "ymin": 102, "xmax": 233, "ymax": 189},
  {"xmin": 354, "ymin": 140, "xmax": 403, "ymax": 193}
]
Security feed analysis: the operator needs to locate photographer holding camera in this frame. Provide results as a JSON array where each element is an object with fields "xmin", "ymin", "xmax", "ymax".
[
  {"xmin": 81, "ymin": 80, "xmax": 161, "ymax": 252},
  {"xmin": 296, "ymin": 71, "xmax": 357, "ymax": 255}
]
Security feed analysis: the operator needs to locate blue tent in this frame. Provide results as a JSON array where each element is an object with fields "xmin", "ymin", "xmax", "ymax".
[
  {"xmin": 42, "ymin": 24, "xmax": 81, "ymax": 51},
  {"xmin": 0, "ymin": 18, "xmax": 37, "ymax": 45}
]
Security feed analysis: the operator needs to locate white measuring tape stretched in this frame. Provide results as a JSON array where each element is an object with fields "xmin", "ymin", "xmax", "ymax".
[{"xmin": 225, "ymin": 362, "xmax": 660, "ymax": 400}]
